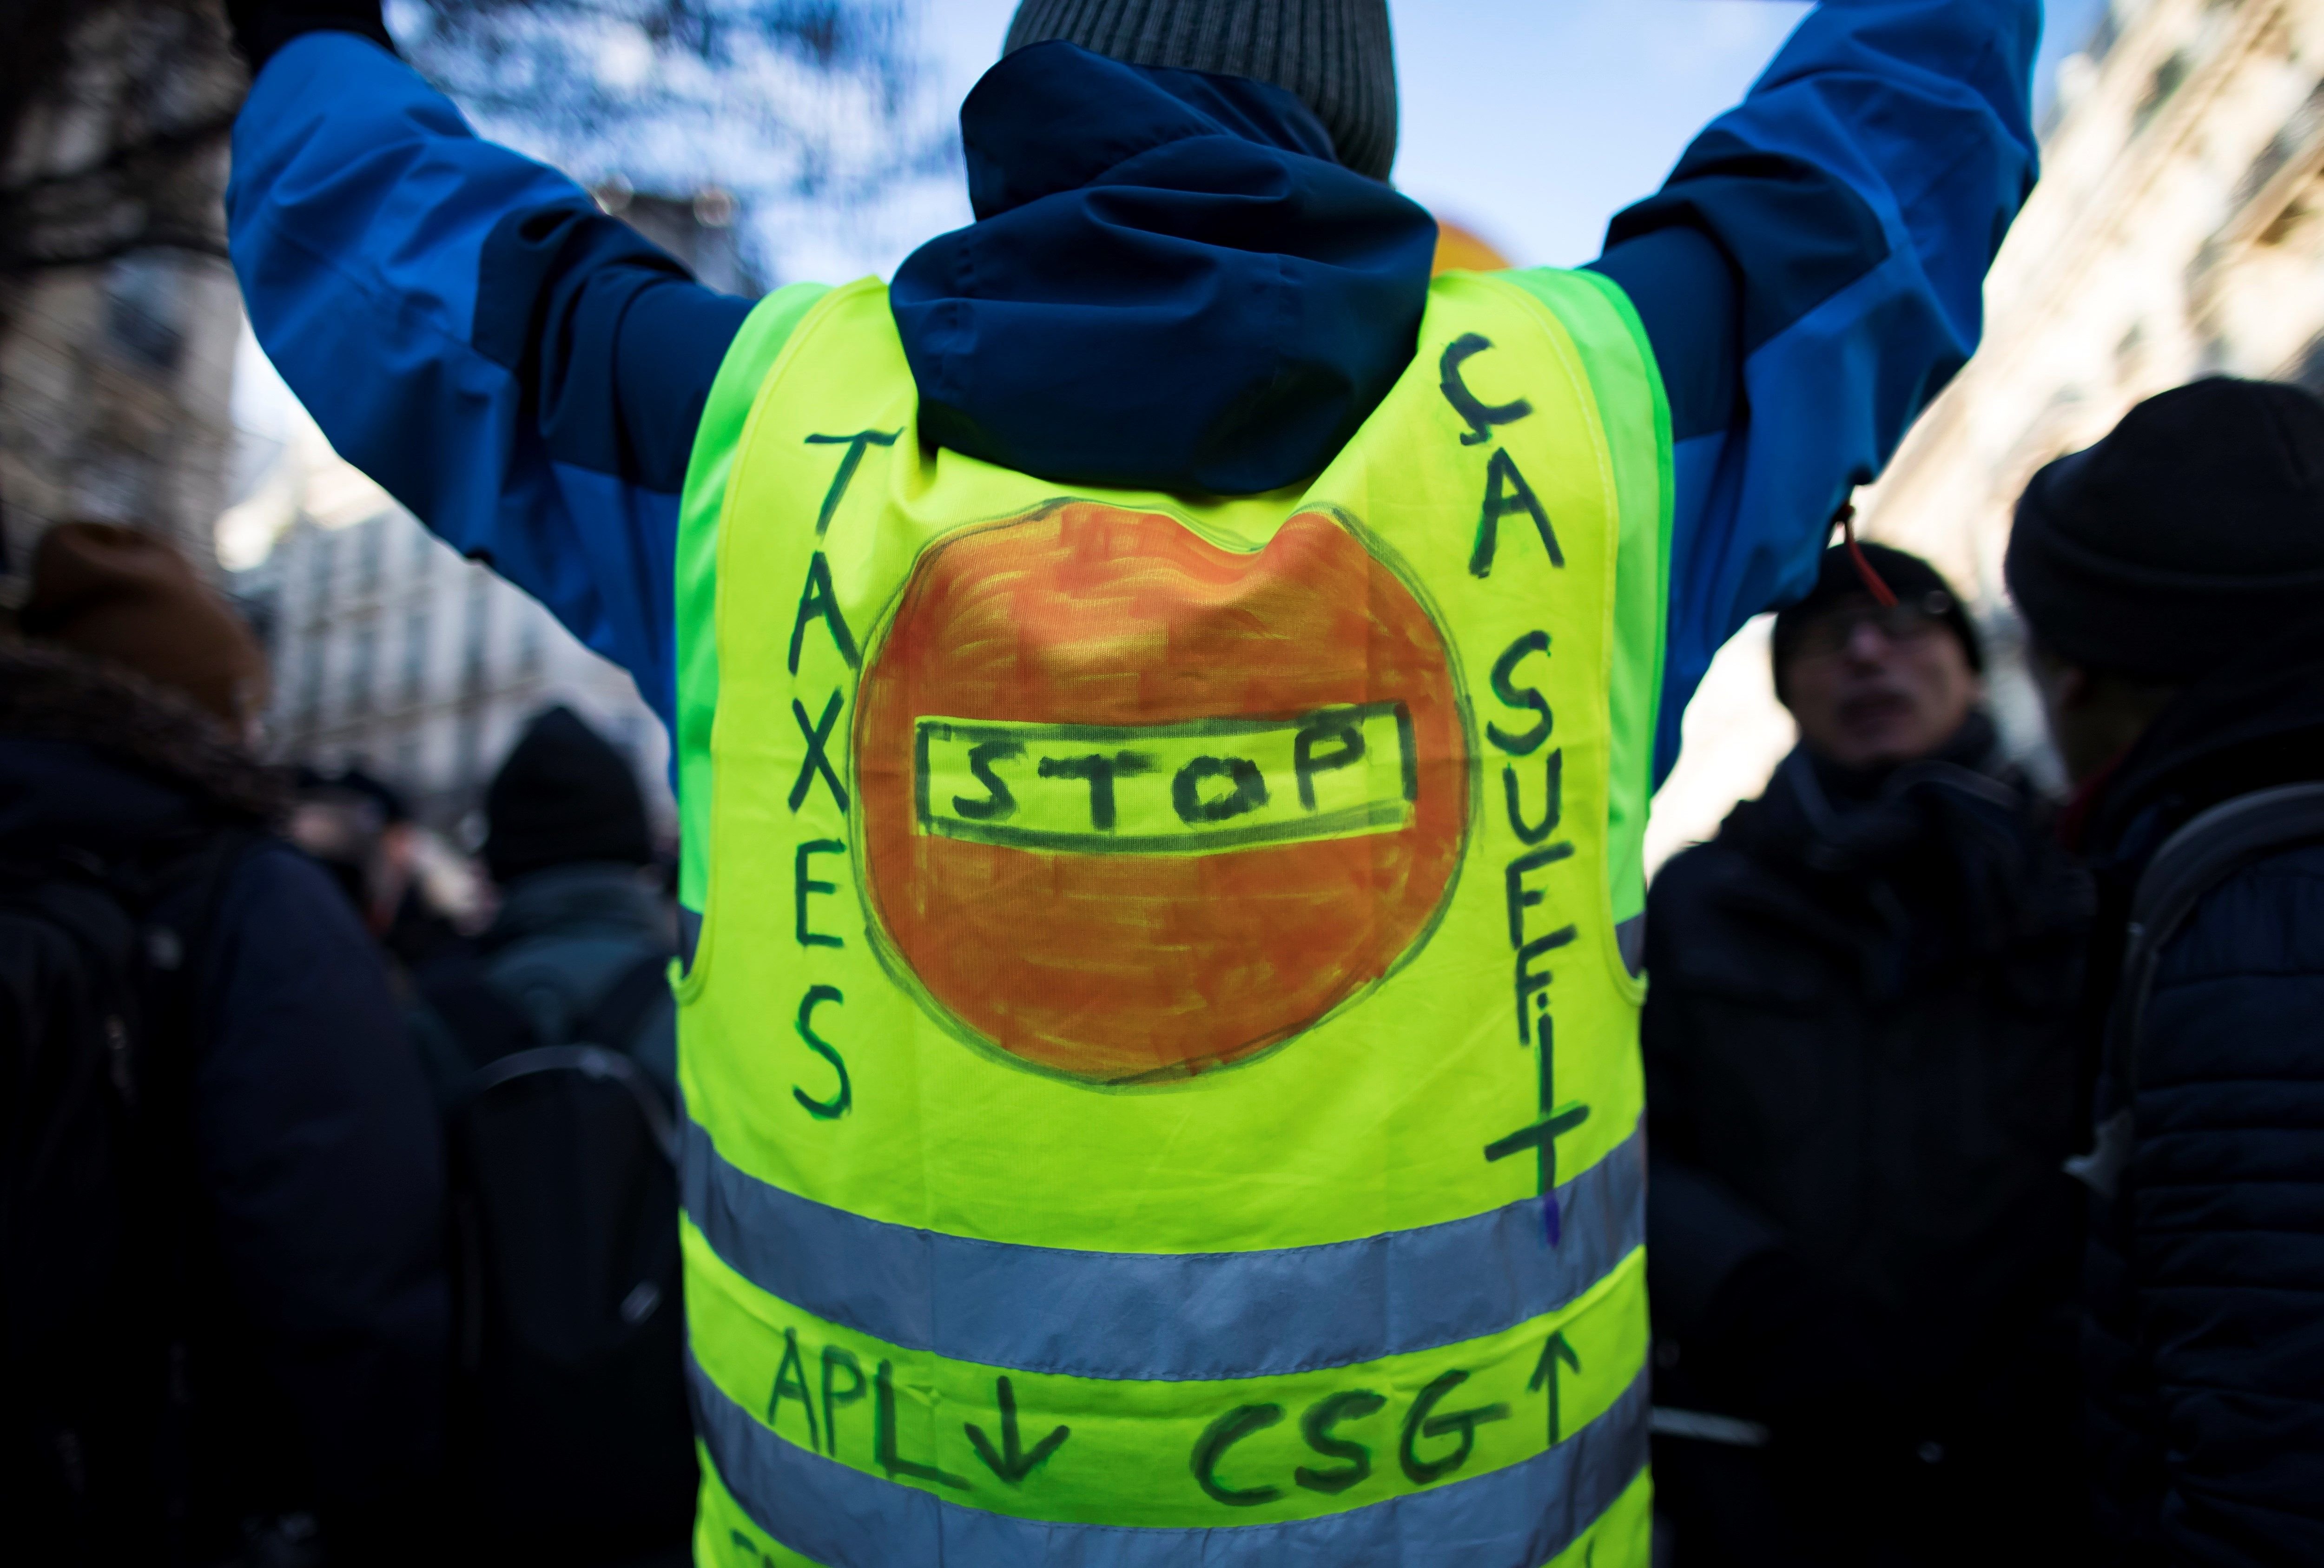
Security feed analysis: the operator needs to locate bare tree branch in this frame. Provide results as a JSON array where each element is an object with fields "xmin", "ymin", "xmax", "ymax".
[
  {"xmin": 0, "ymin": 1, "xmax": 244, "ymax": 285},
  {"xmin": 387, "ymin": 0, "xmax": 956, "ymax": 278}
]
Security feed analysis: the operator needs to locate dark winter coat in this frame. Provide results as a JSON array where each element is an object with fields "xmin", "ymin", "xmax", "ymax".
[
  {"xmin": 0, "ymin": 647, "xmax": 449, "ymax": 1562},
  {"xmin": 2073, "ymin": 631, "xmax": 2324, "ymax": 1567},
  {"xmin": 409, "ymin": 860, "xmax": 677, "ymax": 1097},
  {"xmin": 1643, "ymin": 716, "xmax": 2091, "ymax": 1566}
]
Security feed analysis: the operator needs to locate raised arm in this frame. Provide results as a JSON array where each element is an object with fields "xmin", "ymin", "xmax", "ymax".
[
  {"xmin": 226, "ymin": 15, "xmax": 768, "ymax": 727},
  {"xmin": 1589, "ymin": 0, "xmax": 2041, "ymax": 778}
]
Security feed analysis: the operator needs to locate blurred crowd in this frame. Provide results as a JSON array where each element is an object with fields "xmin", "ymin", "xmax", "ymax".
[
  {"xmin": 7, "ymin": 372, "xmax": 2324, "ymax": 1568},
  {"xmin": 4, "ymin": 521, "xmax": 692, "ymax": 1565}
]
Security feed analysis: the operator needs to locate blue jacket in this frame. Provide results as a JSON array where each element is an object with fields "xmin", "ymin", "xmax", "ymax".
[
  {"xmin": 228, "ymin": 3, "xmax": 2041, "ymax": 925},
  {"xmin": 2076, "ymin": 634, "xmax": 2324, "ymax": 1566}
]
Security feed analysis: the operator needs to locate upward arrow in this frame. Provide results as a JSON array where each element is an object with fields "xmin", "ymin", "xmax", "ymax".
[
  {"xmin": 1531, "ymin": 1329, "xmax": 1583, "ymax": 1445},
  {"xmin": 964, "ymin": 1376, "xmax": 1070, "ymax": 1486}
]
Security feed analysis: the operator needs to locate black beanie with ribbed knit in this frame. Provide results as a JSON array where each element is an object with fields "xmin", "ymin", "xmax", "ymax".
[
  {"xmin": 1004, "ymin": 0, "xmax": 1398, "ymax": 180},
  {"xmin": 2007, "ymin": 377, "xmax": 2324, "ymax": 683}
]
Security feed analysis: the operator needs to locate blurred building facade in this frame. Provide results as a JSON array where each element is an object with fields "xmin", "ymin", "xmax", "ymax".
[
  {"xmin": 1650, "ymin": 0, "xmax": 2324, "ymax": 866},
  {"xmin": 1859, "ymin": 0, "xmax": 2324, "ymax": 593},
  {"xmin": 234, "ymin": 467, "xmax": 674, "ymax": 839},
  {"xmin": 0, "ymin": 0, "xmax": 245, "ymax": 591}
]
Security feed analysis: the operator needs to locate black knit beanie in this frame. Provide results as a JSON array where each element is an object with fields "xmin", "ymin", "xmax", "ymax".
[
  {"xmin": 482, "ymin": 705, "xmax": 653, "ymax": 884},
  {"xmin": 2007, "ymin": 377, "xmax": 2324, "ymax": 682},
  {"xmin": 1770, "ymin": 542, "xmax": 1982, "ymax": 703},
  {"xmin": 1004, "ymin": 0, "xmax": 1397, "ymax": 180}
]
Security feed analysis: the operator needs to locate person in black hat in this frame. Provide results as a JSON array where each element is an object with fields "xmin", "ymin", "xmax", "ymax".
[
  {"xmin": 1643, "ymin": 542, "xmax": 2092, "ymax": 1567},
  {"xmin": 412, "ymin": 705, "xmax": 674, "ymax": 1092},
  {"xmin": 2008, "ymin": 377, "xmax": 2324, "ymax": 1566}
]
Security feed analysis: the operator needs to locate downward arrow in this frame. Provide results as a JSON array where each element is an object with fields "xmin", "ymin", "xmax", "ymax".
[{"xmin": 964, "ymin": 1376, "xmax": 1070, "ymax": 1486}]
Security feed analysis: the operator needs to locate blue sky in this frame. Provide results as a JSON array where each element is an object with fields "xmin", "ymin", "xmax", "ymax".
[{"xmin": 875, "ymin": 0, "xmax": 2110, "ymax": 277}]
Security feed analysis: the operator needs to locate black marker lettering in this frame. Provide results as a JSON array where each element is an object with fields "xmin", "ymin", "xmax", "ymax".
[
  {"xmin": 788, "ymin": 552, "xmax": 861, "ymax": 673},
  {"xmin": 1037, "ymin": 751, "xmax": 1152, "ymax": 831},
  {"xmin": 875, "ymin": 1360, "xmax": 970, "ymax": 1490},
  {"xmin": 789, "ymin": 692, "xmax": 850, "ymax": 814},
  {"xmin": 1293, "ymin": 717, "xmax": 1367, "ymax": 811},
  {"xmin": 792, "ymin": 985, "xmax": 852, "ymax": 1120},
  {"xmin": 953, "ymin": 740, "xmax": 1024, "ymax": 822},
  {"xmin": 1486, "ymin": 989, "xmax": 1594, "ymax": 1207},
  {"xmin": 1172, "ymin": 757, "xmax": 1268, "ymax": 824},
  {"xmin": 821, "ymin": 1345, "xmax": 867, "ymax": 1457},
  {"xmin": 1438, "ymin": 333, "xmax": 1534, "ymax": 446},
  {"xmin": 1530, "ymin": 1331, "xmax": 1583, "ymax": 1446},
  {"xmin": 1511, "ymin": 928, "xmax": 1575, "ymax": 1048},
  {"xmin": 1505, "ymin": 842, "xmax": 1575, "ymax": 948},
  {"xmin": 964, "ymin": 1376, "xmax": 1070, "ymax": 1486},
  {"xmin": 795, "ymin": 839, "xmax": 845, "ymax": 949},
  {"xmin": 766, "ymin": 1328, "xmax": 819, "ymax": 1450},
  {"xmin": 1192, "ymin": 1403, "xmax": 1285, "ymax": 1507},
  {"xmin": 1486, "ymin": 632, "xmax": 1553, "ymax": 755},
  {"xmin": 1503, "ymin": 751, "xmax": 1563, "ymax": 846},
  {"xmin": 1470, "ymin": 448, "xmax": 1562, "ymax": 578},
  {"xmin": 1399, "ymin": 1370, "xmax": 1510, "ymax": 1485},
  {"xmin": 804, "ymin": 429, "xmax": 900, "ymax": 536},
  {"xmin": 1294, "ymin": 1389, "xmax": 1385, "ymax": 1495}
]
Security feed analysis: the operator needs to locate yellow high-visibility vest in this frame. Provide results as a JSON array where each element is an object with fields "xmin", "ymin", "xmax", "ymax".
[{"xmin": 672, "ymin": 265, "xmax": 1670, "ymax": 1567}]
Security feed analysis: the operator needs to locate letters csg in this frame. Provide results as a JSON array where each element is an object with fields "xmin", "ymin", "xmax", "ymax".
[
  {"xmin": 1192, "ymin": 1328, "xmax": 1590, "ymax": 1510},
  {"xmin": 780, "ymin": 430, "xmax": 900, "ymax": 1123},
  {"xmin": 1439, "ymin": 336, "xmax": 1592, "ymax": 1221},
  {"xmin": 752, "ymin": 1322, "xmax": 1590, "ymax": 1512}
]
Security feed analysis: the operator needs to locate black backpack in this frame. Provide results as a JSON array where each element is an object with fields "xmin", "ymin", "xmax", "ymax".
[
  {"xmin": 1, "ymin": 832, "xmax": 252, "ymax": 1564},
  {"xmin": 2069, "ymin": 782, "xmax": 2324, "ymax": 1200},
  {"xmin": 421, "ymin": 950, "xmax": 696, "ymax": 1564}
]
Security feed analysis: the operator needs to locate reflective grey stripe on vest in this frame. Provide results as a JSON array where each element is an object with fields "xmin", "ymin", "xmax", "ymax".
[
  {"xmin": 683, "ymin": 1118, "xmax": 1644, "ymax": 1382},
  {"xmin": 692, "ymin": 1348, "xmax": 1649, "ymax": 1568}
]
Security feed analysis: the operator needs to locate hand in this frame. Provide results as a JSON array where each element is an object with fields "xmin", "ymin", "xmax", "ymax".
[{"xmin": 224, "ymin": 0, "xmax": 395, "ymax": 72}]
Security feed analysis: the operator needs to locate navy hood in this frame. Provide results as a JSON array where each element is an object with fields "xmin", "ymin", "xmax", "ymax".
[{"xmin": 891, "ymin": 40, "xmax": 1437, "ymax": 498}]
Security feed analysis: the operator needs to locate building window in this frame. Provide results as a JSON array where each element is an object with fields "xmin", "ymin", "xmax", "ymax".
[
  {"xmin": 463, "ymin": 573, "xmax": 492, "ymax": 694},
  {"xmin": 348, "ymin": 620, "xmax": 377, "ymax": 717},
  {"xmin": 455, "ymin": 705, "xmax": 485, "ymax": 794},
  {"xmin": 516, "ymin": 605, "xmax": 546, "ymax": 675},
  {"xmin": 2134, "ymin": 52, "xmax": 2189, "ymax": 136},
  {"xmin": 403, "ymin": 606, "xmax": 431, "ymax": 705},
  {"xmin": 293, "ymin": 627, "xmax": 326, "ymax": 737},
  {"xmin": 104, "ymin": 253, "xmax": 185, "ymax": 371},
  {"xmin": 357, "ymin": 518, "xmax": 383, "ymax": 596},
  {"xmin": 310, "ymin": 525, "xmax": 337, "ymax": 608}
]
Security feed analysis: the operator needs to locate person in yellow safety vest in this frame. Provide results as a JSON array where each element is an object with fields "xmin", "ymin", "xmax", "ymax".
[{"xmin": 222, "ymin": 0, "xmax": 2044, "ymax": 1561}]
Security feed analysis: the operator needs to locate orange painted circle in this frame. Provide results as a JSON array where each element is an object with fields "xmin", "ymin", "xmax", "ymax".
[{"xmin": 854, "ymin": 503, "xmax": 1468, "ymax": 1083}]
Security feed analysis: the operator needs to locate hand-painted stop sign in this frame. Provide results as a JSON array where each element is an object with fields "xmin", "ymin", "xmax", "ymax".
[{"xmin": 855, "ymin": 502, "xmax": 1469, "ymax": 1084}]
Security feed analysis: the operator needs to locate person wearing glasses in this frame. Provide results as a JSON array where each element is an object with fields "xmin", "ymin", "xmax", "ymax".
[{"xmin": 1641, "ymin": 542, "xmax": 2092, "ymax": 1567}]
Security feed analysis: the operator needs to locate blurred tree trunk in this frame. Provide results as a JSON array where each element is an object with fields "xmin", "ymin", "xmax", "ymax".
[{"xmin": 0, "ymin": 0, "xmax": 246, "ymax": 583}]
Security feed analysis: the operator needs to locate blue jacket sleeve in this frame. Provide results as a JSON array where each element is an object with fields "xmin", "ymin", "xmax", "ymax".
[
  {"xmin": 1591, "ymin": 0, "xmax": 2041, "ymax": 780},
  {"xmin": 226, "ymin": 32, "xmax": 752, "ymax": 731}
]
